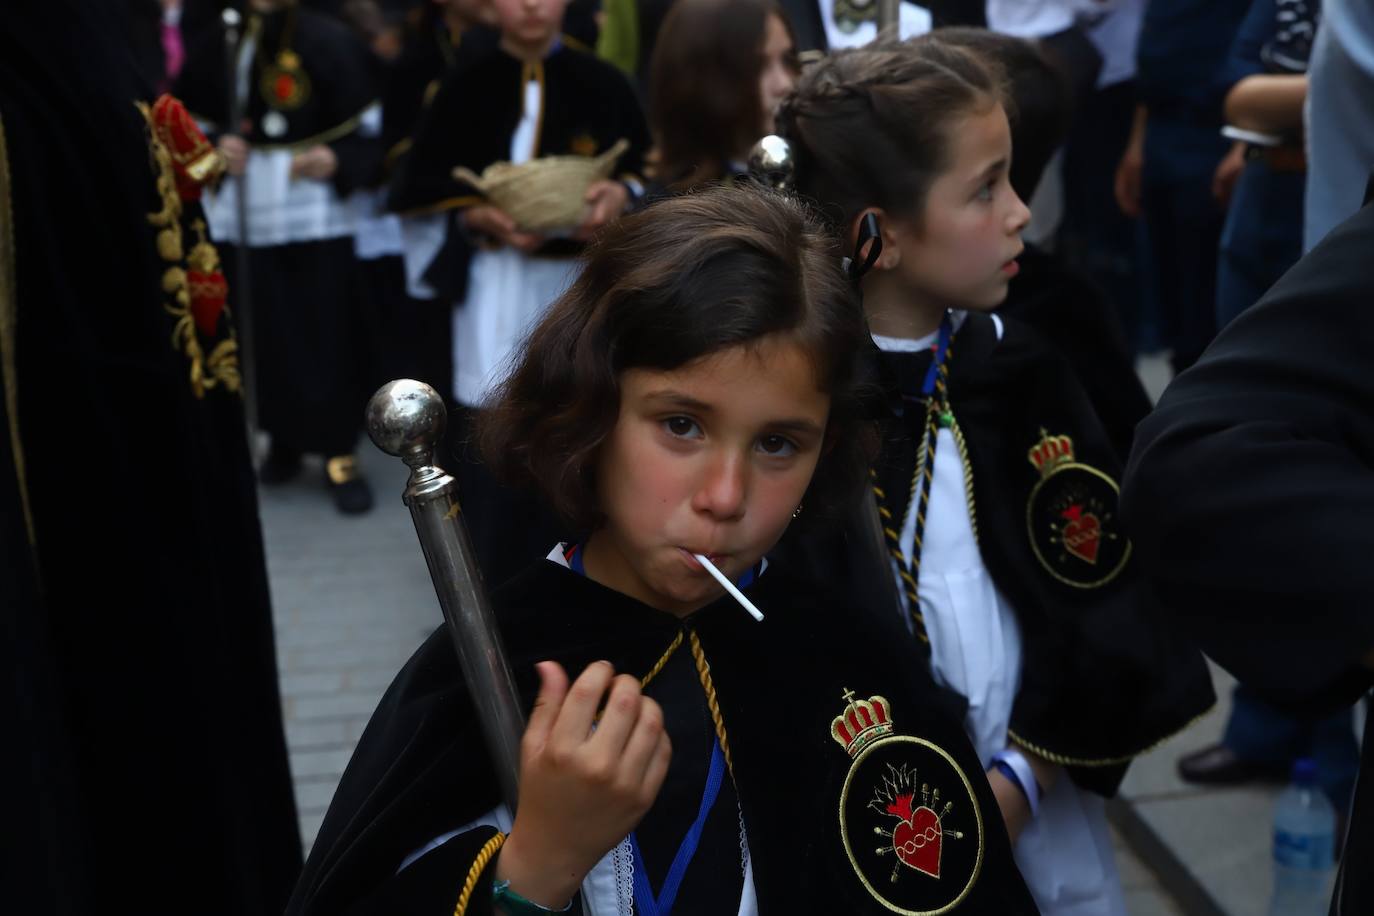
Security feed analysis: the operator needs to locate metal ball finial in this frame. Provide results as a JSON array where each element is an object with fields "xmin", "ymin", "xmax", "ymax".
[
  {"xmin": 748, "ymin": 135, "xmax": 795, "ymax": 191},
  {"xmin": 366, "ymin": 379, "xmax": 447, "ymax": 465}
]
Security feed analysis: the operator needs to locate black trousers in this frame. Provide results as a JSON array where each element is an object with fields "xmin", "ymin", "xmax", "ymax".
[{"xmin": 223, "ymin": 237, "xmax": 371, "ymax": 457}]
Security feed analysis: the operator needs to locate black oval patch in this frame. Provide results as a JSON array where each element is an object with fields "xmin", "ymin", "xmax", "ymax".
[
  {"xmin": 839, "ymin": 735, "xmax": 984, "ymax": 914},
  {"xmin": 1026, "ymin": 462, "xmax": 1131, "ymax": 589}
]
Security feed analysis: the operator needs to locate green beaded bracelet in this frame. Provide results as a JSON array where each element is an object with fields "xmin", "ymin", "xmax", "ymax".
[{"xmin": 490, "ymin": 879, "xmax": 573, "ymax": 915}]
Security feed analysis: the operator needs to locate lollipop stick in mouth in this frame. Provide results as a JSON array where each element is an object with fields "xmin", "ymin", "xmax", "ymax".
[{"xmin": 694, "ymin": 554, "xmax": 765, "ymax": 622}]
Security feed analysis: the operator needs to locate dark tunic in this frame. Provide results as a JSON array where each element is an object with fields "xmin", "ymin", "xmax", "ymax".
[
  {"xmin": 1123, "ymin": 201, "xmax": 1374, "ymax": 916},
  {"xmin": 1, "ymin": 3, "xmax": 300, "ymax": 914},
  {"xmin": 997, "ymin": 244, "xmax": 1154, "ymax": 463},
  {"xmin": 380, "ymin": 20, "xmax": 500, "ymax": 181},
  {"xmin": 782, "ymin": 313, "xmax": 1214, "ymax": 797},
  {"xmin": 285, "ymin": 558, "xmax": 1040, "ymax": 915},
  {"xmin": 175, "ymin": 5, "xmax": 381, "ymax": 194},
  {"xmin": 386, "ymin": 41, "xmax": 650, "ymax": 230},
  {"xmin": 175, "ymin": 5, "xmax": 383, "ymax": 456}
]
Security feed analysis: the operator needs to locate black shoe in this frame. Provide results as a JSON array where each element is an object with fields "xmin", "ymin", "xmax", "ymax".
[
  {"xmin": 1176, "ymin": 743, "xmax": 1289, "ymax": 786},
  {"xmin": 325, "ymin": 455, "xmax": 373, "ymax": 515},
  {"xmin": 258, "ymin": 447, "xmax": 302, "ymax": 485}
]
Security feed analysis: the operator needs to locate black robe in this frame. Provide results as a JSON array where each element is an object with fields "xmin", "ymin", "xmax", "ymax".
[
  {"xmin": 175, "ymin": 5, "xmax": 383, "ymax": 456},
  {"xmin": 1122, "ymin": 201, "xmax": 1374, "ymax": 916},
  {"xmin": 1, "ymin": 3, "xmax": 300, "ymax": 913},
  {"xmin": 780, "ymin": 313, "xmax": 1215, "ymax": 797},
  {"xmin": 379, "ymin": 20, "xmax": 499, "ymax": 183},
  {"xmin": 286, "ymin": 558, "xmax": 1040, "ymax": 915},
  {"xmin": 997, "ymin": 243, "xmax": 1153, "ymax": 463},
  {"xmin": 176, "ymin": 5, "xmax": 381, "ymax": 196},
  {"xmin": 386, "ymin": 40, "xmax": 649, "ymax": 226}
]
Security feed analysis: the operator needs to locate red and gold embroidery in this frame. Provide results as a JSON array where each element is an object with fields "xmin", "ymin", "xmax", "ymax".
[
  {"xmin": 139, "ymin": 96, "xmax": 240, "ymax": 399},
  {"xmin": 260, "ymin": 49, "xmax": 311, "ymax": 112},
  {"xmin": 1025, "ymin": 429, "xmax": 1130, "ymax": 588},
  {"xmin": 835, "ymin": 690, "xmax": 983, "ymax": 914}
]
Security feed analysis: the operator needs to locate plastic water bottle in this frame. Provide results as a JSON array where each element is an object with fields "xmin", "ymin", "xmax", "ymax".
[{"xmin": 1268, "ymin": 758, "xmax": 1336, "ymax": 916}]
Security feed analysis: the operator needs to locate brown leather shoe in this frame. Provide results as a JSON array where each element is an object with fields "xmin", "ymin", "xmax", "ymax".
[{"xmin": 1176, "ymin": 743, "xmax": 1290, "ymax": 786}]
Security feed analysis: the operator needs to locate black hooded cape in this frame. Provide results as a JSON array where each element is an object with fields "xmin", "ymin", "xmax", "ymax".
[
  {"xmin": 286, "ymin": 557, "xmax": 1040, "ymax": 915},
  {"xmin": 781, "ymin": 313, "xmax": 1214, "ymax": 797}
]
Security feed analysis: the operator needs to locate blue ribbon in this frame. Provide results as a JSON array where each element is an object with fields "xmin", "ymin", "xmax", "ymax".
[
  {"xmin": 920, "ymin": 311, "xmax": 954, "ymax": 397},
  {"xmin": 629, "ymin": 739, "xmax": 728, "ymax": 916}
]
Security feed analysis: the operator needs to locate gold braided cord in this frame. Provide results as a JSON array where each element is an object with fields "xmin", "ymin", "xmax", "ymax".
[
  {"xmin": 871, "ymin": 322, "xmax": 958, "ymax": 648},
  {"xmin": 687, "ymin": 630, "xmax": 734, "ymax": 775},
  {"xmin": 595, "ymin": 630, "xmax": 686, "ymax": 728},
  {"xmin": 0, "ymin": 114, "xmax": 35, "ymax": 558},
  {"xmin": 950, "ymin": 414, "xmax": 979, "ymax": 544},
  {"xmin": 1007, "ymin": 701, "xmax": 1216, "ymax": 768},
  {"xmin": 639, "ymin": 631, "xmax": 685, "ymax": 689},
  {"xmin": 453, "ymin": 831, "xmax": 506, "ymax": 916}
]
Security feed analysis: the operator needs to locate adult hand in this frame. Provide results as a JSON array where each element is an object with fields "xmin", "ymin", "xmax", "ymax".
[
  {"xmin": 574, "ymin": 180, "xmax": 630, "ymax": 241},
  {"xmin": 1114, "ymin": 145, "xmax": 1143, "ymax": 219},
  {"xmin": 218, "ymin": 134, "xmax": 248, "ymax": 177},
  {"xmin": 1212, "ymin": 141, "xmax": 1247, "ymax": 206},
  {"xmin": 290, "ymin": 144, "xmax": 338, "ymax": 180},
  {"xmin": 496, "ymin": 661, "xmax": 671, "ymax": 908},
  {"xmin": 1114, "ymin": 105, "xmax": 1148, "ymax": 219},
  {"xmin": 463, "ymin": 205, "xmax": 545, "ymax": 253}
]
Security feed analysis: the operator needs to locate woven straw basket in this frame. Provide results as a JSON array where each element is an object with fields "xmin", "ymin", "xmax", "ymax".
[{"xmin": 453, "ymin": 138, "xmax": 629, "ymax": 233}]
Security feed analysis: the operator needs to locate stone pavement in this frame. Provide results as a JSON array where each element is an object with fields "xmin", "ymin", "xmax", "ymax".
[{"xmin": 262, "ymin": 439, "xmax": 1197, "ymax": 913}]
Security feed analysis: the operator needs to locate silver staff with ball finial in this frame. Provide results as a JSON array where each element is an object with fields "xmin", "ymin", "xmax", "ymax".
[{"xmin": 366, "ymin": 380, "xmax": 523, "ymax": 812}]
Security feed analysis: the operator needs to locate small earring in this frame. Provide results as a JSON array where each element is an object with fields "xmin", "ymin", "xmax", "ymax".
[{"xmin": 792, "ymin": 504, "xmax": 804, "ymax": 520}]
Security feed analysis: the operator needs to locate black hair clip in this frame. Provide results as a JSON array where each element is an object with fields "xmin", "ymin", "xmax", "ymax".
[{"xmin": 848, "ymin": 212, "xmax": 882, "ymax": 283}]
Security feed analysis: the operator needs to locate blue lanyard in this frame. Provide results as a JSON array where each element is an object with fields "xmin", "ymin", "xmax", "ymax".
[
  {"xmin": 629, "ymin": 739, "xmax": 728, "ymax": 916},
  {"xmin": 563, "ymin": 543, "xmax": 735, "ymax": 914},
  {"xmin": 919, "ymin": 311, "xmax": 954, "ymax": 398}
]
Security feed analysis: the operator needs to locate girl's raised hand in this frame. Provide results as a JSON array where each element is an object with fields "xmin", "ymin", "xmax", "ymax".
[{"xmin": 495, "ymin": 660, "xmax": 672, "ymax": 909}]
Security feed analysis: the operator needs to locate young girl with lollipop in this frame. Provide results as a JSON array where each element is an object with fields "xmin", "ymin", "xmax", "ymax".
[{"xmin": 287, "ymin": 184, "xmax": 1039, "ymax": 915}]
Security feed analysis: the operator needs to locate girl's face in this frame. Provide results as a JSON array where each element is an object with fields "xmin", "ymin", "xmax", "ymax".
[
  {"xmin": 586, "ymin": 336, "xmax": 829, "ymax": 617},
  {"xmin": 758, "ymin": 14, "xmax": 798, "ymax": 135},
  {"xmin": 492, "ymin": 0, "xmax": 567, "ymax": 50},
  {"xmin": 889, "ymin": 103, "xmax": 1031, "ymax": 312}
]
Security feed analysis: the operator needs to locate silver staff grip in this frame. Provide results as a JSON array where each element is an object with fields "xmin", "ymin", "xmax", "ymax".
[{"xmin": 366, "ymin": 380, "xmax": 524, "ymax": 812}]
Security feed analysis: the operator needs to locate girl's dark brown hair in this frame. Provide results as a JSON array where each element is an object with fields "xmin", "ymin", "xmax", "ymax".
[
  {"xmin": 649, "ymin": 0, "xmax": 797, "ymax": 189},
  {"xmin": 479, "ymin": 183, "xmax": 874, "ymax": 533},
  {"xmin": 777, "ymin": 35, "xmax": 1007, "ymax": 231}
]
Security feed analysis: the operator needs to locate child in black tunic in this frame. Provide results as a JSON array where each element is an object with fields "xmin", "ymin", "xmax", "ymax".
[
  {"xmin": 286, "ymin": 185, "xmax": 1039, "ymax": 915},
  {"xmin": 774, "ymin": 34, "xmax": 1215, "ymax": 914}
]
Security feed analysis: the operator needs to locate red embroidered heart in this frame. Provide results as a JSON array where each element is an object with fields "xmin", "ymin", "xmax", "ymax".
[
  {"xmin": 188, "ymin": 270, "xmax": 228, "ymax": 337},
  {"xmin": 891, "ymin": 805, "xmax": 943, "ymax": 878},
  {"xmin": 1060, "ymin": 505, "xmax": 1101, "ymax": 565}
]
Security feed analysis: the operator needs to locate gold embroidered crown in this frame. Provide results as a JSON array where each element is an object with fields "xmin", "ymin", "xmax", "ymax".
[
  {"xmin": 1027, "ymin": 428, "xmax": 1075, "ymax": 477},
  {"xmin": 831, "ymin": 690, "xmax": 893, "ymax": 757}
]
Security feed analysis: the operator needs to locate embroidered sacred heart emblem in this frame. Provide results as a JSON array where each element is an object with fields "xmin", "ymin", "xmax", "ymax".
[
  {"xmin": 1025, "ymin": 429, "xmax": 1131, "ymax": 589},
  {"xmin": 1059, "ymin": 505, "xmax": 1101, "ymax": 565},
  {"xmin": 887, "ymin": 794, "xmax": 943, "ymax": 878},
  {"xmin": 836, "ymin": 694, "xmax": 984, "ymax": 913}
]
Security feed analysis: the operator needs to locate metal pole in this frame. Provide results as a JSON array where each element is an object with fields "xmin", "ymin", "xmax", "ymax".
[
  {"xmin": 223, "ymin": 8, "xmax": 259, "ymax": 442},
  {"xmin": 877, "ymin": 0, "xmax": 900, "ymax": 41},
  {"xmin": 366, "ymin": 380, "xmax": 524, "ymax": 812}
]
